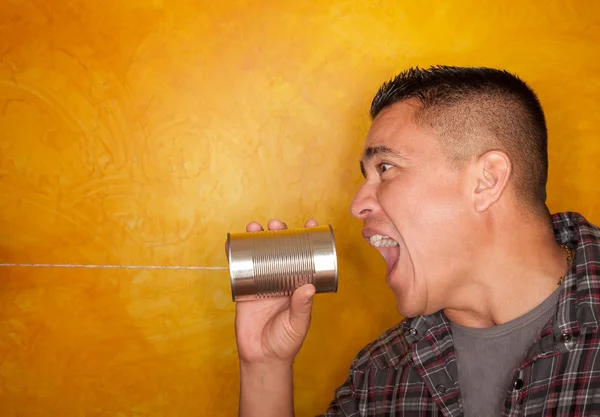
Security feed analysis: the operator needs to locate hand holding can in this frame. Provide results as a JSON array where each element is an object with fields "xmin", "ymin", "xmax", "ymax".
[{"xmin": 229, "ymin": 219, "xmax": 337, "ymax": 368}]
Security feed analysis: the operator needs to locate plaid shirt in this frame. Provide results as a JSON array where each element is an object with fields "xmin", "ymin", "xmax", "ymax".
[{"xmin": 321, "ymin": 212, "xmax": 600, "ymax": 417}]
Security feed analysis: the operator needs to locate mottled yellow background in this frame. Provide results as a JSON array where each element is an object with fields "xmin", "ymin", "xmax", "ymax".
[{"xmin": 0, "ymin": 1, "xmax": 599, "ymax": 416}]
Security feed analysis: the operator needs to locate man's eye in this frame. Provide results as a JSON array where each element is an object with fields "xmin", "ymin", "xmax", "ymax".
[{"xmin": 378, "ymin": 162, "xmax": 393, "ymax": 173}]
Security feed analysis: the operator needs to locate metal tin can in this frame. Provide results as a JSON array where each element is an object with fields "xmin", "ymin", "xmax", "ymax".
[{"xmin": 226, "ymin": 225, "xmax": 338, "ymax": 301}]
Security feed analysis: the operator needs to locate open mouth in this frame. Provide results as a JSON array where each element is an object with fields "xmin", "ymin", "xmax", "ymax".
[{"xmin": 369, "ymin": 234, "xmax": 400, "ymax": 275}]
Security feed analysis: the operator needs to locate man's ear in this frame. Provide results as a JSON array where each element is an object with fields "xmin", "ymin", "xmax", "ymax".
[{"xmin": 472, "ymin": 150, "xmax": 512, "ymax": 212}]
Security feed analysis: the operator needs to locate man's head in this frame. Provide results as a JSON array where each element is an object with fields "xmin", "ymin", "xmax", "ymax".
[
  {"xmin": 371, "ymin": 66, "xmax": 549, "ymax": 209},
  {"xmin": 351, "ymin": 66, "xmax": 550, "ymax": 318}
]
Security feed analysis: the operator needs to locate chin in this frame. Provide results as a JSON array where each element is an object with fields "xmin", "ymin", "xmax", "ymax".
[
  {"xmin": 394, "ymin": 296, "xmax": 421, "ymax": 319},
  {"xmin": 397, "ymin": 307, "xmax": 419, "ymax": 319}
]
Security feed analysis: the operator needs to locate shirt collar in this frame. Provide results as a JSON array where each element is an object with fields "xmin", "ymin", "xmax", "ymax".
[{"xmin": 552, "ymin": 212, "xmax": 600, "ymax": 339}]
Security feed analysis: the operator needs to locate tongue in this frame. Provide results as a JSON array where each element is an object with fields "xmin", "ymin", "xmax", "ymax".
[{"xmin": 377, "ymin": 246, "xmax": 400, "ymax": 275}]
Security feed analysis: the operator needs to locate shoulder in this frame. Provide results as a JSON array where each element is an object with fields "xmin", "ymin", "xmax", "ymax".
[
  {"xmin": 553, "ymin": 212, "xmax": 600, "ymax": 327},
  {"xmin": 350, "ymin": 320, "xmax": 413, "ymax": 371}
]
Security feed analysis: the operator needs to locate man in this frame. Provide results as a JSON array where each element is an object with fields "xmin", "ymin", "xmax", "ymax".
[{"xmin": 234, "ymin": 66, "xmax": 600, "ymax": 416}]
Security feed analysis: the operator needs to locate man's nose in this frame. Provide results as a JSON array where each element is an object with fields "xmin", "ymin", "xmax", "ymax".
[{"xmin": 350, "ymin": 183, "xmax": 378, "ymax": 219}]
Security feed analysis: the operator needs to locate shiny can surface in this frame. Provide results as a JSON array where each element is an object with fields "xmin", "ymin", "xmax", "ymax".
[{"xmin": 227, "ymin": 225, "xmax": 338, "ymax": 301}]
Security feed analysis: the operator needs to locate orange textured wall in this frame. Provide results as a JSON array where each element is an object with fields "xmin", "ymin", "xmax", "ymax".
[{"xmin": 1, "ymin": 1, "xmax": 599, "ymax": 416}]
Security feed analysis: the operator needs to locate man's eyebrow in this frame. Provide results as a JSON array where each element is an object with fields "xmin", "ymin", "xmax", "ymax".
[
  {"xmin": 359, "ymin": 146, "xmax": 409, "ymax": 178},
  {"xmin": 362, "ymin": 145, "xmax": 410, "ymax": 162}
]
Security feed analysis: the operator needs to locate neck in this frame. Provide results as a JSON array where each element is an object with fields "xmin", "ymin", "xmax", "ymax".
[{"xmin": 444, "ymin": 212, "xmax": 568, "ymax": 328}]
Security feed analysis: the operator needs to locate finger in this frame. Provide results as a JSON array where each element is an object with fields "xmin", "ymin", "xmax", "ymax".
[
  {"xmin": 267, "ymin": 218, "xmax": 288, "ymax": 231},
  {"xmin": 304, "ymin": 219, "xmax": 318, "ymax": 228},
  {"xmin": 288, "ymin": 284, "xmax": 316, "ymax": 336},
  {"xmin": 246, "ymin": 222, "xmax": 265, "ymax": 233}
]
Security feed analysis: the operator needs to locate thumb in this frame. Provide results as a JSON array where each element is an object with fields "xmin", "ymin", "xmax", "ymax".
[{"xmin": 288, "ymin": 284, "xmax": 316, "ymax": 335}]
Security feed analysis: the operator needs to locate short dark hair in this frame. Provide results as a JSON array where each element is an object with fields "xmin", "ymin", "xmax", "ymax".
[{"xmin": 370, "ymin": 65, "xmax": 549, "ymax": 211}]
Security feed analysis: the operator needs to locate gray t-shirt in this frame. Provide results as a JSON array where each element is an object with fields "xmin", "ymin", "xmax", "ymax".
[{"xmin": 451, "ymin": 288, "xmax": 561, "ymax": 416}]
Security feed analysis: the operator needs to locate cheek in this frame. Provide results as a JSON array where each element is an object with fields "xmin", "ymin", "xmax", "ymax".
[
  {"xmin": 377, "ymin": 175, "xmax": 449, "ymax": 220},
  {"xmin": 379, "ymin": 174, "xmax": 465, "ymax": 243},
  {"xmin": 377, "ymin": 174, "xmax": 421, "ymax": 206},
  {"xmin": 416, "ymin": 168, "xmax": 465, "ymax": 215}
]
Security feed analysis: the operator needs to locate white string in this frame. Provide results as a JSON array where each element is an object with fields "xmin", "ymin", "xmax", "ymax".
[{"xmin": 0, "ymin": 263, "xmax": 228, "ymax": 270}]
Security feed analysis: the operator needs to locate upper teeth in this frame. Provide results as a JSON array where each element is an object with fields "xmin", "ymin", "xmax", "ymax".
[{"xmin": 369, "ymin": 234, "xmax": 399, "ymax": 247}]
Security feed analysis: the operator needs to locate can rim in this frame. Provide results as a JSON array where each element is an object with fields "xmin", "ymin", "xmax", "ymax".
[
  {"xmin": 226, "ymin": 233, "xmax": 235, "ymax": 302},
  {"xmin": 328, "ymin": 224, "xmax": 339, "ymax": 293}
]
